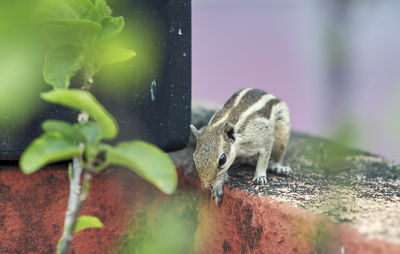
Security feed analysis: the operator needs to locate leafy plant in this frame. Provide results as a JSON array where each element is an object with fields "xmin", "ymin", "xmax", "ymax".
[
  {"xmin": 37, "ymin": 0, "xmax": 135, "ymax": 90},
  {"xmin": 20, "ymin": 90, "xmax": 177, "ymax": 193},
  {"xmin": 19, "ymin": 1, "xmax": 177, "ymax": 253}
]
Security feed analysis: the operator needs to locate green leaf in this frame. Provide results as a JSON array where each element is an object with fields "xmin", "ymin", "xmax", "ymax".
[
  {"xmin": 43, "ymin": 24, "xmax": 88, "ymax": 47},
  {"xmin": 42, "ymin": 120, "xmax": 85, "ymax": 143},
  {"xmin": 42, "ymin": 19, "xmax": 102, "ymax": 48},
  {"xmin": 98, "ymin": 47, "xmax": 136, "ymax": 66},
  {"xmin": 41, "ymin": 89, "xmax": 118, "ymax": 140},
  {"xmin": 20, "ymin": 133, "xmax": 83, "ymax": 174},
  {"xmin": 94, "ymin": 0, "xmax": 112, "ymax": 22},
  {"xmin": 43, "ymin": 45, "xmax": 84, "ymax": 89},
  {"xmin": 74, "ymin": 215, "xmax": 103, "ymax": 234},
  {"xmin": 74, "ymin": 122, "xmax": 100, "ymax": 145},
  {"xmin": 99, "ymin": 16, "xmax": 124, "ymax": 39},
  {"xmin": 43, "ymin": 19, "xmax": 102, "ymax": 33},
  {"xmin": 104, "ymin": 141, "xmax": 177, "ymax": 194},
  {"xmin": 42, "ymin": 120, "xmax": 100, "ymax": 146},
  {"xmin": 37, "ymin": 0, "xmax": 96, "ymax": 21}
]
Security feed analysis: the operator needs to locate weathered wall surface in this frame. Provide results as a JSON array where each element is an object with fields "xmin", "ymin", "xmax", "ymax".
[
  {"xmin": 0, "ymin": 105, "xmax": 399, "ymax": 253},
  {"xmin": 0, "ymin": 155, "xmax": 399, "ymax": 253}
]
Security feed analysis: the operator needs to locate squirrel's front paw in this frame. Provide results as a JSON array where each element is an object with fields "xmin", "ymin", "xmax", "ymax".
[
  {"xmin": 252, "ymin": 176, "xmax": 267, "ymax": 185},
  {"xmin": 211, "ymin": 185, "xmax": 224, "ymax": 206}
]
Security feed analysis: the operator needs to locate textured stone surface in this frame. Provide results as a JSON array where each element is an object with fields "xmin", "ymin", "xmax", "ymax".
[{"xmin": 170, "ymin": 104, "xmax": 400, "ymax": 253}]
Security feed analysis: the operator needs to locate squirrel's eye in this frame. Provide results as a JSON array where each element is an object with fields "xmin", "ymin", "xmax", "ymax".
[{"xmin": 218, "ymin": 154, "xmax": 227, "ymax": 167}]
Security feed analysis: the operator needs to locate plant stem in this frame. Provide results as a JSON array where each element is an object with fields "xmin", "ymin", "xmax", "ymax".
[
  {"xmin": 58, "ymin": 157, "xmax": 93, "ymax": 254},
  {"xmin": 58, "ymin": 74, "xmax": 95, "ymax": 254},
  {"xmin": 82, "ymin": 69, "xmax": 94, "ymax": 91},
  {"xmin": 58, "ymin": 157, "xmax": 84, "ymax": 254}
]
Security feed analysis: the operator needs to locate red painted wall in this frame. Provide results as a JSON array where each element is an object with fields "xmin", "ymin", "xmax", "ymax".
[{"xmin": 1, "ymin": 164, "xmax": 399, "ymax": 253}]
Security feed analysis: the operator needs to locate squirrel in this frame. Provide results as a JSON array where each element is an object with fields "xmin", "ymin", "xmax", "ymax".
[{"xmin": 190, "ymin": 88, "xmax": 292, "ymax": 206}]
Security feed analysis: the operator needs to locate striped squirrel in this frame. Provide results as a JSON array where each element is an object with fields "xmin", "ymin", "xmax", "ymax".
[{"xmin": 190, "ymin": 88, "xmax": 292, "ymax": 206}]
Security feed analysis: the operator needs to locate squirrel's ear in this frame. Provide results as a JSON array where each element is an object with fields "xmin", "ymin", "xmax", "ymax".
[
  {"xmin": 220, "ymin": 122, "xmax": 235, "ymax": 142},
  {"xmin": 190, "ymin": 124, "xmax": 201, "ymax": 138}
]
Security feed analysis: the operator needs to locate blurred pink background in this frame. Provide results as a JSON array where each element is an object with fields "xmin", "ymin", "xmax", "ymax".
[{"xmin": 192, "ymin": 0, "xmax": 400, "ymax": 160}]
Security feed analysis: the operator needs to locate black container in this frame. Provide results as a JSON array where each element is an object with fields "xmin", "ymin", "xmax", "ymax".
[{"xmin": 0, "ymin": 0, "xmax": 191, "ymax": 159}]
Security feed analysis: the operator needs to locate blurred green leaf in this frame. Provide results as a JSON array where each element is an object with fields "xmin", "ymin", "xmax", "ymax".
[
  {"xmin": 42, "ymin": 19, "xmax": 102, "ymax": 47},
  {"xmin": 20, "ymin": 133, "xmax": 83, "ymax": 174},
  {"xmin": 98, "ymin": 47, "xmax": 135, "ymax": 67},
  {"xmin": 42, "ymin": 120, "xmax": 100, "ymax": 146},
  {"xmin": 74, "ymin": 215, "xmax": 103, "ymax": 234},
  {"xmin": 43, "ymin": 19, "xmax": 102, "ymax": 34},
  {"xmin": 43, "ymin": 45, "xmax": 83, "ymax": 88},
  {"xmin": 43, "ymin": 24, "xmax": 88, "ymax": 47},
  {"xmin": 0, "ymin": 43, "xmax": 44, "ymax": 127},
  {"xmin": 74, "ymin": 122, "xmax": 100, "ymax": 145},
  {"xmin": 42, "ymin": 120, "xmax": 85, "ymax": 142},
  {"xmin": 99, "ymin": 16, "xmax": 124, "ymax": 39},
  {"xmin": 104, "ymin": 141, "xmax": 177, "ymax": 194},
  {"xmin": 119, "ymin": 192, "xmax": 199, "ymax": 254},
  {"xmin": 41, "ymin": 89, "xmax": 118, "ymax": 140},
  {"xmin": 37, "ymin": 0, "xmax": 96, "ymax": 21},
  {"xmin": 94, "ymin": 0, "xmax": 112, "ymax": 22}
]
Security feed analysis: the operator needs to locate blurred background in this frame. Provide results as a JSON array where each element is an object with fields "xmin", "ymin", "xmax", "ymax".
[
  {"xmin": 0, "ymin": 0, "xmax": 398, "ymax": 160},
  {"xmin": 192, "ymin": 0, "xmax": 400, "ymax": 160}
]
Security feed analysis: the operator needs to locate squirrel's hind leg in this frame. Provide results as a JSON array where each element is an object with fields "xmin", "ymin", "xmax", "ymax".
[{"xmin": 269, "ymin": 102, "xmax": 292, "ymax": 176}]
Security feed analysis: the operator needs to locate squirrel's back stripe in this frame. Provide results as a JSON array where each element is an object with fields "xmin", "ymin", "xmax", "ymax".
[
  {"xmin": 260, "ymin": 98, "xmax": 281, "ymax": 119},
  {"xmin": 227, "ymin": 90, "xmax": 272, "ymax": 126},
  {"xmin": 236, "ymin": 98, "xmax": 281, "ymax": 133},
  {"xmin": 209, "ymin": 88, "xmax": 281, "ymax": 132},
  {"xmin": 209, "ymin": 88, "xmax": 251, "ymax": 126},
  {"xmin": 233, "ymin": 88, "xmax": 252, "ymax": 107},
  {"xmin": 235, "ymin": 94, "xmax": 276, "ymax": 131}
]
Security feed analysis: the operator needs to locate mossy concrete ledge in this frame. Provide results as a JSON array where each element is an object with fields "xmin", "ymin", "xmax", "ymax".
[{"xmin": 170, "ymin": 104, "xmax": 400, "ymax": 254}]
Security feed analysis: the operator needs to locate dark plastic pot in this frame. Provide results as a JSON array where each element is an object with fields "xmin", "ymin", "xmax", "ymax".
[{"xmin": 0, "ymin": 0, "xmax": 191, "ymax": 159}]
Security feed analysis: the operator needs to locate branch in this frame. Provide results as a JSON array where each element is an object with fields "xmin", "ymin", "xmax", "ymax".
[
  {"xmin": 58, "ymin": 156, "xmax": 84, "ymax": 254},
  {"xmin": 58, "ymin": 74, "xmax": 95, "ymax": 254},
  {"xmin": 58, "ymin": 157, "xmax": 94, "ymax": 254}
]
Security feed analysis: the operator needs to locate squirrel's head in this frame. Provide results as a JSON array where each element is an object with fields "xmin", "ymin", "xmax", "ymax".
[{"xmin": 190, "ymin": 123, "xmax": 236, "ymax": 190}]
